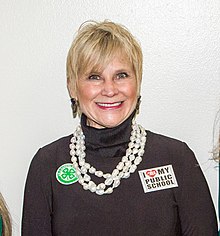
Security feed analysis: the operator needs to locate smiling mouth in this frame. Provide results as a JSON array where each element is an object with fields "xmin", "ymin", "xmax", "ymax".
[{"xmin": 96, "ymin": 102, "xmax": 123, "ymax": 109}]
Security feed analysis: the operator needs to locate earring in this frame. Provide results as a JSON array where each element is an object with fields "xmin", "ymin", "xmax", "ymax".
[
  {"xmin": 71, "ymin": 98, "xmax": 78, "ymax": 118},
  {"xmin": 136, "ymin": 96, "xmax": 141, "ymax": 115}
]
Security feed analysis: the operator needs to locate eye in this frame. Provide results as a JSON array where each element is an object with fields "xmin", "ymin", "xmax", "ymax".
[
  {"xmin": 116, "ymin": 72, "xmax": 128, "ymax": 79},
  {"xmin": 88, "ymin": 74, "xmax": 100, "ymax": 80}
]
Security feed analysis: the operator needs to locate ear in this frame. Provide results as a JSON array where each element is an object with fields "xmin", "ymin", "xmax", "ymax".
[{"xmin": 67, "ymin": 82, "xmax": 77, "ymax": 99}]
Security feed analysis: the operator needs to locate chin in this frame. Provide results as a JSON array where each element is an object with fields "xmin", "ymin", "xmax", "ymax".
[
  {"xmin": 88, "ymin": 112, "xmax": 133, "ymax": 128},
  {"xmin": 100, "ymin": 118, "xmax": 126, "ymax": 128}
]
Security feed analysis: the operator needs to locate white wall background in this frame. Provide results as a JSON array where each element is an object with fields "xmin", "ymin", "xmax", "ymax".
[{"xmin": 0, "ymin": 0, "xmax": 219, "ymax": 235}]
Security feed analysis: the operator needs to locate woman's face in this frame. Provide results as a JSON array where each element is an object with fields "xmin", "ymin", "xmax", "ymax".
[{"xmin": 75, "ymin": 53, "xmax": 138, "ymax": 128}]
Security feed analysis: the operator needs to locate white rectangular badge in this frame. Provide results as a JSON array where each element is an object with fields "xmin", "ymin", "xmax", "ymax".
[{"xmin": 138, "ymin": 164, "xmax": 178, "ymax": 193}]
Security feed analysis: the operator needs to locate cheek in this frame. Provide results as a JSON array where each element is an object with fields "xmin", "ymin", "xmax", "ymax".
[
  {"xmin": 124, "ymin": 83, "xmax": 138, "ymax": 100},
  {"xmin": 76, "ymin": 85, "xmax": 98, "ymax": 104}
]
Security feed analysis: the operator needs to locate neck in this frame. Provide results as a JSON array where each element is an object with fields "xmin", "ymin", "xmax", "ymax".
[{"xmin": 80, "ymin": 112, "xmax": 135, "ymax": 149}]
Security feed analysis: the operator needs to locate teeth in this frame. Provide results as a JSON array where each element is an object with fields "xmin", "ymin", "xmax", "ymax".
[{"xmin": 97, "ymin": 102, "xmax": 121, "ymax": 107}]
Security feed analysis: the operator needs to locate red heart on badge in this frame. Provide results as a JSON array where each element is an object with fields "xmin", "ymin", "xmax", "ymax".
[{"xmin": 146, "ymin": 170, "xmax": 157, "ymax": 178}]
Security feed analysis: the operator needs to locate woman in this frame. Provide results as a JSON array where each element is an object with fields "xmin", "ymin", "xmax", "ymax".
[
  {"xmin": 213, "ymin": 110, "xmax": 220, "ymax": 162},
  {"xmin": 22, "ymin": 20, "xmax": 218, "ymax": 235},
  {"xmin": 213, "ymin": 110, "xmax": 220, "ymax": 234},
  {"xmin": 0, "ymin": 193, "xmax": 12, "ymax": 236}
]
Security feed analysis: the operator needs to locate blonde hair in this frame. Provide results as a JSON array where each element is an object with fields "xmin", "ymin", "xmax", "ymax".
[
  {"xmin": 67, "ymin": 20, "xmax": 143, "ymax": 96},
  {"xmin": 0, "ymin": 193, "xmax": 12, "ymax": 236},
  {"xmin": 213, "ymin": 110, "xmax": 220, "ymax": 161},
  {"xmin": 213, "ymin": 137, "xmax": 220, "ymax": 161}
]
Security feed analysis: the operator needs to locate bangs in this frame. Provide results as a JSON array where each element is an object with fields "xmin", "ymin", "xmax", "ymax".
[{"xmin": 77, "ymin": 35, "xmax": 131, "ymax": 77}]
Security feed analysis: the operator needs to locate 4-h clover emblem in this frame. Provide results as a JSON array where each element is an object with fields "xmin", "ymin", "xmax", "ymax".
[{"xmin": 56, "ymin": 163, "xmax": 78, "ymax": 185}]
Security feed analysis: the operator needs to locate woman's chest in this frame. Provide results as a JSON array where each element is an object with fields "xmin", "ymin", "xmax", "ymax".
[{"xmin": 51, "ymin": 171, "xmax": 180, "ymax": 236}]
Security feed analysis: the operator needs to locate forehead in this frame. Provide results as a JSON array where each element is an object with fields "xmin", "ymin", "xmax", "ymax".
[
  {"xmin": 83, "ymin": 51, "xmax": 133, "ymax": 75},
  {"xmin": 104, "ymin": 54, "xmax": 134, "ymax": 71}
]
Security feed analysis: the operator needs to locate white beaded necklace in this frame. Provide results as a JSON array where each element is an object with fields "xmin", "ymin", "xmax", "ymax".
[{"xmin": 69, "ymin": 119, "xmax": 147, "ymax": 195}]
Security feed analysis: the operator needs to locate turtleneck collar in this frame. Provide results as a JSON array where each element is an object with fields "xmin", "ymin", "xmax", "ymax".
[{"xmin": 80, "ymin": 112, "xmax": 135, "ymax": 150}]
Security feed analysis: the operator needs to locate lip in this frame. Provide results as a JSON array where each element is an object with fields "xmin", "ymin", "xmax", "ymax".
[{"xmin": 96, "ymin": 101, "xmax": 123, "ymax": 110}]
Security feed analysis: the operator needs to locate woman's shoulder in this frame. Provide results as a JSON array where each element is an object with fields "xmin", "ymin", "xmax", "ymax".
[
  {"xmin": 146, "ymin": 130, "xmax": 186, "ymax": 148},
  {"xmin": 147, "ymin": 131, "xmax": 197, "ymax": 164},
  {"xmin": 31, "ymin": 134, "xmax": 73, "ymax": 166},
  {"xmin": 40, "ymin": 134, "xmax": 73, "ymax": 152}
]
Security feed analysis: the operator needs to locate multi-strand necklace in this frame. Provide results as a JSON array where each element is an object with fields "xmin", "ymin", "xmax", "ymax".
[{"xmin": 70, "ymin": 119, "xmax": 147, "ymax": 195}]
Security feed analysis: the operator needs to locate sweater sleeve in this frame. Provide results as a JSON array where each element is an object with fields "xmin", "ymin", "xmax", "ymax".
[
  {"xmin": 22, "ymin": 149, "xmax": 53, "ymax": 236},
  {"xmin": 174, "ymin": 143, "xmax": 218, "ymax": 235}
]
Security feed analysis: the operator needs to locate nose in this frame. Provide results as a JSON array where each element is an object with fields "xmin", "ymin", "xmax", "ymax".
[{"xmin": 101, "ymin": 79, "xmax": 119, "ymax": 97}]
